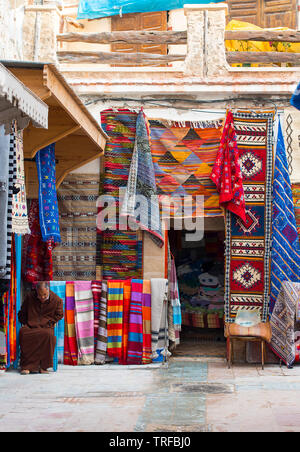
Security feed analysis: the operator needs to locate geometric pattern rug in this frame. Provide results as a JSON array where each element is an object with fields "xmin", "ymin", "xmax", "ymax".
[
  {"xmin": 292, "ymin": 183, "xmax": 300, "ymax": 238},
  {"xmin": 149, "ymin": 120, "xmax": 223, "ymax": 218},
  {"xmin": 224, "ymin": 111, "xmax": 275, "ymax": 322},
  {"xmin": 52, "ymin": 173, "xmax": 99, "ymax": 281},
  {"xmin": 98, "ymin": 109, "xmax": 143, "ymax": 280}
]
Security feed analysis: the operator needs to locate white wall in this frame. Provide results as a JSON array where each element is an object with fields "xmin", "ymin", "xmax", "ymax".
[{"xmin": 0, "ymin": 0, "xmax": 24, "ymax": 59}]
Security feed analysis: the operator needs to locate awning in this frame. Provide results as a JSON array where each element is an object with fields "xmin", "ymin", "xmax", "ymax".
[
  {"xmin": 77, "ymin": 0, "xmax": 224, "ymax": 19},
  {"xmin": 0, "ymin": 62, "xmax": 48, "ymax": 133},
  {"xmin": 2, "ymin": 61, "xmax": 108, "ymax": 198}
]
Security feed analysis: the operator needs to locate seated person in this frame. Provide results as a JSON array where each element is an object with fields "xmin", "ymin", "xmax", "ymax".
[{"xmin": 18, "ymin": 281, "xmax": 64, "ymax": 375}]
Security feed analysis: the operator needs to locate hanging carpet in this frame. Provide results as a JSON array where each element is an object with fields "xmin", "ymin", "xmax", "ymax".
[
  {"xmin": 98, "ymin": 110, "xmax": 143, "ymax": 280},
  {"xmin": 106, "ymin": 280, "xmax": 124, "ymax": 359},
  {"xmin": 224, "ymin": 111, "xmax": 274, "ymax": 322},
  {"xmin": 49, "ymin": 281, "xmax": 66, "ymax": 364},
  {"xmin": 269, "ymin": 121, "xmax": 300, "ymax": 314},
  {"xmin": 74, "ymin": 281, "xmax": 95, "ymax": 365},
  {"xmin": 148, "ymin": 120, "xmax": 223, "ymax": 218},
  {"xmin": 52, "ymin": 173, "xmax": 99, "ymax": 281},
  {"xmin": 64, "ymin": 282, "xmax": 78, "ymax": 366},
  {"xmin": 121, "ymin": 110, "xmax": 164, "ymax": 248},
  {"xmin": 127, "ymin": 279, "xmax": 143, "ymax": 365},
  {"xmin": 292, "ymin": 183, "xmax": 300, "ymax": 239},
  {"xmin": 94, "ymin": 281, "xmax": 108, "ymax": 365}
]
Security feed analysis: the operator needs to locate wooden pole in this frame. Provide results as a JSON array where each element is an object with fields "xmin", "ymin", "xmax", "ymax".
[
  {"xmin": 57, "ymin": 50, "xmax": 186, "ymax": 65},
  {"xmin": 227, "ymin": 51, "xmax": 300, "ymax": 64},
  {"xmin": 225, "ymin": 30, "xmax": 300, "ymax": 43},
  {"xmin": 57, "ymin": 30, "xmax": 188, "ymax": 45}
]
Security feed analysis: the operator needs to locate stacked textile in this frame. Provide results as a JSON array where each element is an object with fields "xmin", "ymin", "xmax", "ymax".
[
  {"xmin": 15, "ymin": 277, "xmax": 178, "ymax": 368},
  {"xmin": 98, "ymin": 110, "xmax": 143, "ymax": 280}
]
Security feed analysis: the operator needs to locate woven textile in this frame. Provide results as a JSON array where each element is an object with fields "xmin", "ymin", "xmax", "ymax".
[
  {"xmin": 127, "ymin": 279, "xmax": 143, "ymax": 364},
  {"xmin": 0, "ymin": 126, "xmax": 10, "ymax": 278},
  {"xmin": 120, "ymin": 280, "xmax": 131, "ymax": 365},
  {"xmin": 121, "ymin": 110, "xmax": 164, "ymax": 247},
  {"xmin": 106, "ymin": 280, "xmax": 123, "ymax": 358},
  {"xmin": 210, "ymin": 111, "xmax": 246, "ymax": 222},
  {"xmin": 74, "ymin": 281, "xmax": 94, "ymax": 365},
  {"xmin": 22, "ymin": 200, "xmax": 55, "ymax": 283},
  {"xmin": 98, "ymin": 109, "xmax": 143, "ymax": 280},
  {"xmin": 225, "ymin": 111, "xmax": 274, "ymax": 322},
  {"xmin": 142, "ymin": 280, "xmax": 152, "ymax": 364},
  {"xmin": 269, "ymin": 122, "xmax": 300, "ymax": 314},
  {"xmin": 64, "ymin": 282, "xmax": 78, "ymax": 366},
  {"xmin": 0, "ymin": 297, "xmax": 6, "ymax": 369},
  {"xmin": 283, "ymin": 107, "xmax": 300, "ymax": 183},
  {"xmin": 49, "ymin": 281, "xmax": 66, "ymax": 363},
  {"xmin": 36, "ymin": 144, "xmax": 61, "ymax": 243},
  {"xmin": 151, "ymin": 278, "xmax": 169, "ymax": 358},
  {"xmin": 291, "ymin": 82, "xmax": 300, "ymax": 111},
  {"xmin": 149, "ymin": 120, "xmax": 223, "ymax": 218},
  {"xmin": 91, "ymin": 280, "xmax": 101, "ymax": 352},
  {"xmin": 0, "ymin": 132, "xmax": 16, "ymax": 297},
  {"xmin": 95, "ymin": 281, "xmax": 108, "ymax": 365},
  {"xmin": 53, "ymin": 173, "xmax": 99, "ymax": 281},
  {"xmin": 292, "ymin": 184, "xmax": 300, "ymax": 238},
  {"xmin": 12, "ymin": 130, "xmax": 30, "ymax": 235},
  {"xmin": 270, "ymin": 281, "xmax": 300, "ymax": 367}
]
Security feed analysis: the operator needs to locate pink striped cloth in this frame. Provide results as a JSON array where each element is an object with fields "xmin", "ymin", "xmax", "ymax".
[{"xmin": 74, "ymin": 281, "xmax": 94, "ymax": 365}]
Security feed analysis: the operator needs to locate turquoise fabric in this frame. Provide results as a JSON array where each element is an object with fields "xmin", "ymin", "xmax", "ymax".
[{"xmin": 77, "ymin": 0, "xmax": 223, "ymax": 19}]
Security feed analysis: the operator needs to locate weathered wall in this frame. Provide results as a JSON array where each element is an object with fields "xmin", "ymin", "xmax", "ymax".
[{"xmin": 0, "ymin": 0, "xmax": 25, "ymax": 59}]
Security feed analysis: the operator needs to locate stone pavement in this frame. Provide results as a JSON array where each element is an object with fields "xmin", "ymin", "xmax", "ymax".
[{"xmin": 1, "ymin": 357, "xmax": 300, "ymax": 432}]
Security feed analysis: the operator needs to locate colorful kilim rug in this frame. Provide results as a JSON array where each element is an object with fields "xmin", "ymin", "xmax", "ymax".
[
  {"xmin": 0, "ymin": 296, "xmax": 6, "ymax": 369},
  {"xmin": 121, "ymin": 110, "xmax": 164, "ymax": 247},
  {"xmin": 142, "ymin": 280, "xmax": 152, "ymax": 364},
  {"xmin": 292, "ymin": 183, "xmax": 300, "ymax": 238},
  {"xmin": 225, "ymin": 111, "xmax": 274, "ymax": 322},
  {"xmin": 119, "ymin": 280, "xmax": 131, "ymax": 365},
  {"xmin": 98, "ymin": 110, "xmax": 143, "ymax": 280},
  {"xmin": 148, "ymin": 120, "xmax": 223, "ymax": 218},
  {"xmin": 52, "ymin": 173, "xmax": 99, "ymax": 281},
  {"xmin": 91, "ymin": 280, "xmax": 101, "ymax": 352},
  {"xmin": 270, "ymin": 281, "xmax": 300, "ymax": 367},
  {"xmin": 36, "ymin": 144, "xmax": 61, "ymax": 243},
  {"xmin": 106, "ymin": 280, "xmax": 124, "ymax": 358},
  {"xmin": 64, "ymin": 282, "xmax": 78, "ymax": 366},
  {"xmin": 95, "ymin": 281, "xmax": 108, "ymax": 365},
  {"xmin": 127, "ymin": 279, "xmax": 143, "ymax": 365},
  {"xmin": 269, "ymin": 122, "xmax": 300, "ymax": 314},
  {"xmin": 74, "ymin": 281, "xmax": 94, "ymax": 365},
  {"xmin": 49, "ymin": 281, "xmax": 66, "ymax": 363}
]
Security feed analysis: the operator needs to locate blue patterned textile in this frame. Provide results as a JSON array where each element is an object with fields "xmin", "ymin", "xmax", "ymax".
[
  {"xmin": 50, "ymin": 281, "xmax": 66, "ymax": 364},
  {"xmin": 269, "ymin": 121, "xmax": 300, "ymax": 314},
  {"xmin": 291, "ymin": 82, "xmax": 300, "ymax": 111},
  {"xmin": 36, "ymin": 144, "xmax": 61, "ymax": 243}
]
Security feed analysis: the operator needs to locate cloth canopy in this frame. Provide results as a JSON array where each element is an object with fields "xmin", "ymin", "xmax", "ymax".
[{"xmin": 77, "ymin": 0, "xmax": 224, "ymax": 19}]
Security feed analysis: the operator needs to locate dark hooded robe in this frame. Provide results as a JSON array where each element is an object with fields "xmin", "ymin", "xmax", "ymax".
[{"xmin": 18, "ymin": 290, "xmax": 64, "ymax": 372}]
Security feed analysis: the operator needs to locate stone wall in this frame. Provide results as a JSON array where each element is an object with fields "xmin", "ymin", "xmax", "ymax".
[{"xmin": 0, "ymin": 0, "xmax": 25, "ymax": 60}]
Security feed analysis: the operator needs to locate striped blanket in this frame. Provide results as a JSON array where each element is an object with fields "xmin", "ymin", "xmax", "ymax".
[
  {"xmin": 120, "ymin": 280, "xmax": 131, "ymax": 365},
  {"xmin": 270, "ymin": 121, "xmax": 300, "ymax": 314},
  {"xmin": 74, "ymin": 281, "xmax": 94, "ymax": 365},
  {"xmin": 91, "ymin": 280, "xmax": 101, "ymax": 351},
  {"xmin": 292, "ymin": 184, "xmax": 300, "ymax": 238},
  {"xmin": 49, "ymin": 281, "xmax": 66, "ymax": 363},
  {"xmin": 127, "ymin": 279, "xmax": 144, "ymax": 364},
  {"xmin": 106, "ymin": 281, "xmax": 124, "ymax": 359},
  {"xmin": 94, "ymin": 281, "xmax": 108, "ymax": 365},
  {"xmin": 151, "ymin": 278, "xmax": 169, "ymax": 358},
  {"xmin": 142, "ymin": 280, "xmax": 152, "ymax": 364},
  {"xmin": 64, "ymin": 282, "xmax": 78, "ymax": 366}
]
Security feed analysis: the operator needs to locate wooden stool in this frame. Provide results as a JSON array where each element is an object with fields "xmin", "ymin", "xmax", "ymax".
[
  {"xmin": 225, "ymin": 321, "xmax": 272, "ymax": 370},
  {"xmin": 227, "ymin": 336, "xmax": 266, "ymax": 370}
]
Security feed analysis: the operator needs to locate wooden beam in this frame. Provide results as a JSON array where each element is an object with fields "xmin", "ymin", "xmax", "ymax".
[
  {"xmin": 64, "ymin": 16, "xmax": 84, "ymax": 29},
  {"xmin": 225, "ymin": 30, "xmax": 300, "ymax": 43},
  {"xmin": 226, "ymin": 51, "xmax": 300, "ymax": 64},
  {"xmin": 57, "ymin": 50, "xmax": 186, "ymax": 65},
  {"xmin": 57, "ymin": 30, "xmax": 188, "ymax": 45}
]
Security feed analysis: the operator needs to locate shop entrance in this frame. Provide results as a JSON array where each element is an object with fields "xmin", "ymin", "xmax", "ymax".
[{"xmin": 168, "ymin": 218, "xmax": 227, "ymax": 358}]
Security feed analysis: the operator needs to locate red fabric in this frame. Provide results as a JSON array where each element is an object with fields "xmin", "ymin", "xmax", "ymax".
[
  {"xmin": 210, "ymin": 111, "xmax": 246, "ymax": 222},
  {"xmin": 22, "ymin": 200, "xmax": 55, "ymax": 283},
  {"xmin": 119, "ymin": 280, "xmax": 131, "ymax": 365}
]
